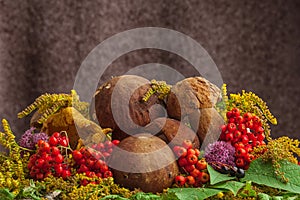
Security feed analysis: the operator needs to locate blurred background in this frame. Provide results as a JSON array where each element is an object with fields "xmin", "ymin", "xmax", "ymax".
[{"xmin": 0, "ymin": 0, "xmax": 299, "ymax": 141}]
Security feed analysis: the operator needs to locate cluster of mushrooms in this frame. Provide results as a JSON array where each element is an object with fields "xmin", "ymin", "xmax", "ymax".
[{"xmin": 91, "ymin": 75, "xmax": 224, "ymax": 193}]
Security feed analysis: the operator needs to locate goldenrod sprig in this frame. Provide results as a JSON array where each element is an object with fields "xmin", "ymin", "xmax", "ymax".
[
  {"xmin": 18, "ymin": 90, "xmax": 89, "ymax": 124},
  {"xmin": 253, "ymin": 136, "xmax": 300, "ymax": 183},
  {"xmin": 0, "ymin": 119, "xmax": 30, "ymax": 196},
  {"xmin": 143, "ymin": 80, "xmax": 171, "ymax": 102},
  {"xmin": 227, "ymin": 89, "xmax": 277, "ymax": 138}
]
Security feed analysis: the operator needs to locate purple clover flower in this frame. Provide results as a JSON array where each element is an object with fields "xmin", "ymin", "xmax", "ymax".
[
  {"xmin": 18, "ymin": 127, "xmax": 48, "ymax": 150},
  {"xmin": 32, "ymin": 132, "xmax": 49, "ymax": 144},
  {"xmin": 18, "ymin": 127, "xmax": 36, "ymax": 149},
  {"xmin": 204, "ymin": 141, "xmax": 236, "ymax": 166}
]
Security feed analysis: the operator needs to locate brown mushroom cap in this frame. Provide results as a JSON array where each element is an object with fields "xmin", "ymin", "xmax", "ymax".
[
  {"xmin": 109, "ymin": 133, "xmax": 179, "ymax": 193},
  {"xmin": 188, "ymin": 108, "xmax": 224, "ymax": 149},
  {"xmin": 92, "ymin": 75, "xmax": 166, "ymax": 141},
  {"xmin": 166, "ymin": 76, "xmax": 221, "ymax": 120},
  {"xmin": 144, "ymin": 117, "xmax": 200, "ymax": 149},
  {"xmin": 166, "ymin": 77, "xmax": 223, "ymax": 147}
]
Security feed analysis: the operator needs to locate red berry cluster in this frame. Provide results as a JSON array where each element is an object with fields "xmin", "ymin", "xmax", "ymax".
[
  {"xmin": 173, "ymin": 140, "xmax": 210, "ymax": 187},
  {"xmin": 28, "ymin": 132, "xmax": 71, "ymax": 180},
  {"xmin": 220, "ymin": 108, "xmax": 266, "ymax": 169},
  {"xmin": 72, "ymin": 140, "xmax": 120, "ymax": 186}
]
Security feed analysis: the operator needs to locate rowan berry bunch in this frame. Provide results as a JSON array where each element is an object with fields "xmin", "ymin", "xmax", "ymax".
[
  {"xmin": 173, "ymin": 140, "xmax": 210, "ymax": 187},
  {"xmin": 27, "ymin": 132, "xmax": 71, "ymax": 180},
  {"xmin": 72, "ymin": 140, "xmax": 120, "ymax": 186},
  {"xmin": 220, "ymin": 108, "xmax": 266, "ymax": 169}
]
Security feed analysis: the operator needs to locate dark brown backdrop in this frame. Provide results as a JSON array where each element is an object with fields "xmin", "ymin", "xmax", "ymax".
[{"xmin": 0, "ymin": 0, "xmax": 299, "ymax": 141}]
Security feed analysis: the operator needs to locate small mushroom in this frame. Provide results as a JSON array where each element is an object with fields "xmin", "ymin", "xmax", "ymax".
[{"xmin": 144, "ymin": 117, "xmax": 200, "ymax": 149}]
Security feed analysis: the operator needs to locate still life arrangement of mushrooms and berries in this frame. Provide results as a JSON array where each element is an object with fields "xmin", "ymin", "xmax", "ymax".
[{"xmin": 1, "ymin": 75, "xmax": 300, "ymax": 200}]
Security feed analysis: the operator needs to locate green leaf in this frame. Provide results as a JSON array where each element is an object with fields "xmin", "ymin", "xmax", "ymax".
[
  {"xmin": 101, "ymin": 194, "xmax": 130, "ymax": 200},
  {"xmin": 0, "ymin": 188, "xmax": 15, "ymax": 200},
  {"xmin": 210, "ymin": 181, "xmax": 245, "ymax": 196},
  {"xmin": 241, "ymin": 158, "xmax": 300, "ymax": 194},
  {"xmin": 207, "ymin": 164, "xmax": 235, "ymax": 185},
  {"xmin": 167, "ymin": 187, "xmax": 222, "ymax": 200},
  {"xmin": 130, "ymin": 192, "xmax": 161, "ymax": 200},
  {"xmin": 238, "ymin": 181, "xmax": 257, "ymax": 198},
  {"xmin": 257, "ymin": 193, "xmax": 271, "ymax": 200}
]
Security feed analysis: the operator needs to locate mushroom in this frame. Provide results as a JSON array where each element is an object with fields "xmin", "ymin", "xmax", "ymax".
[
  {"xmin": 166, "ymin": 77, "xmax": 223, "ymax": 147},
  {"xmin": 109, "ymin": 133, "xmax": 179, "ymax": 193},
  {"xmin": 144, "ymin": 117, "xmax": 200, "ymax": 149},
  {"xmin": 91, "ymin": 75, "xmax": 166, "ymax": 141}
]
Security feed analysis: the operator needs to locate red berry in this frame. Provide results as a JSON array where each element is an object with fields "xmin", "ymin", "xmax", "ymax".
[
  {"xmin": 59, "ymin": 136, "xmax": 69, "ymax": 147},
  {"xmin": 78, "ymin": 164, "xmax": 89, "ymax": 173},
  {"xmin": 235, "ymin": 116, "xmax": 244, "ymax": 124},
  {"xmin": 93, "ymin": 159, "xmax": 105, "ymax": 170},
  {"xmin": 190, "ymin": 169, "xmax": 201, "ymax": 178},
  {"xmin": 35, "ymin": 158, "xmax": 45, "ymax": 168},
  {"xmin": 194, "ymin": 149, "xmax": 200, "ymax": 157},
  {"xmin": 100, "ymin": 164, "xmax": 109, "ymax": 173},
  {"xmin": 35, "ymin": 173, "xmax": 44, "ymax": 180},
  {"xmin": 234, "ymin": 142, "xmax": 245, "ymax": 149},
  {"xmin": 112, "ymin": 140, "xmax": 120, "ymax": 146},
  {"xmin": 235, "ymin": 147, "xmax": 247, "ymax": 157},
  {"xmin": 241, "ymin": 135, "xmax": 249, "ymax": 144},
  {"xmin": 38, "ymin": 141, "xmax": 50, "ymax": 153},
  {"xmin": 102, "ymin": 152, "xmax": 110, "ymax": 158},
  {"xmin": 182, "ymin": 140, "xmax": 193, "ymax": 150},
  {"xmin": 175, "ymin": 175, "xmax": 186, "ymax": 186},
  {"xmin": 226, "ymin": 111, "xmax": 233, "ymax": 119},
  {"xmin": 104, "ymin": 141, "xmax": 113, "ymax": 149},
  {"xmin": 49, "ymin": 136, "xmax": 58, "ymax": 146},
  {"xmin": 245, "ymin": 121, "xmax": 254, "ymax": 129},
  {"xmin": 50, "ymin": 146, "xmax": 60, "ymax": 156},
  {"xmin": 245, "ymin": 154, "xmax": 255, "ymax": 163},
  {"xmin": 52, "ymin": 132, "xmax": 61, "ymax": 138},
  {"xmin": 77, "ymin": 158, "xmax": 86, "ymax": 165},
  {"xmin": 238, "ymin": 123, "xmax": 246, "ymax": 131},
  {"xmin": 72, "ymin": 150, "xmax": 83, "ymax": 161},
  {"xmin": 85, "ymin": 171, "xmax": 96, "ymax": 178},
  {"xmin": 229, "ymin": 118, "xmax": 235, "ymax": 123},
  {"xmin": 61, "ymin": 169, "xmax": 71, "ymax": 179},
  {"xmin": 184, "ymin": 164, "xmax": 196, "ymax": 172},
  {"xmin": 252, "ymin": 115, "xmax": 261, "ymax": 124},
  {"xmin": 227, "ymin": 123, "xmax": 237, "ymax": 132},
  {"xmin": 185, "ymin": 176, "xmax": 195, "ymax": 185},
  {"xmin": 231, "ymin": 108, "xmax": 240, "ymax": 117},
  {"xmin": 195, "ymin": 159, "xmax": 207, "ymax": 170},
  {"xmin": 225, "ymin": 133, "xmax": 234, "ymax": 141},
  {"xmin": 96, "ymin": 143, "xmax": 105, "ymax": 150},
  {"xmin": 234, "ymin": 130, "xmax": 242, "ymax": 139},
  {"xmin": 54, "ymin": 154, "xmax": 64, "ymax": 163},
  {"xmin": 54, "ymin": 164, "xmax": 63, "ymax": 175},
  {"xmin": 178, "ymin": 157, "xmax": 188, "ymax": 167},
  {"xmin": 103, "ymin": 170, "xmax": 113, "ymax": 178},
  {"xmin": 86, "ymin": 158, "xmax": 95, "ymax": 168},
  {"xmin": 80, "ymin": 179, "xmax": 89, "ymax": 186},
  {"xmin": 198, "ymin": 171, "xmax": 210, "ymax": 183},
  {"xmin": 174, "ymin": 147, "xmax": 187, "ymax": 158},
  {"xmin": 187, "ymin": 148, "xmax": 196, "ymax": 155},
  {"xmin": 187, "ymin": 154, "xmax": 198, "ymax": 165},
  {"xmin": 257, "ymin": 127, "xmax": 264, "ymax": 134},
  {"xmin": 96, "ymin": 172, "xmax": 103, "ymax": 178},
  {"xmin": 221, "ymin": 125, "xmax": 227, "ymax": 133},
  {"xmin": 243, "ymin": 113, "xmax": 253, "ymax": 121},
  {"xmin": 236, "ymin": 158, "xmax": 245, "ymax": 168}
]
